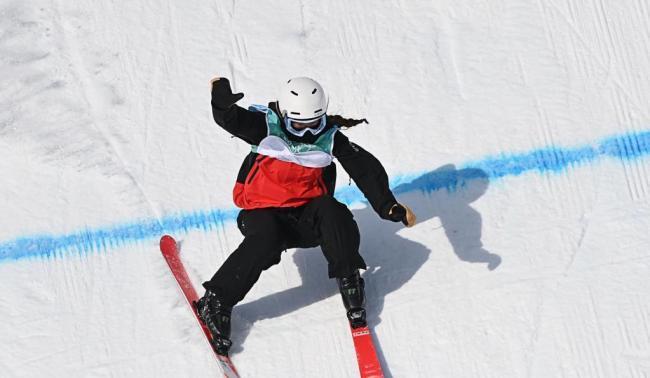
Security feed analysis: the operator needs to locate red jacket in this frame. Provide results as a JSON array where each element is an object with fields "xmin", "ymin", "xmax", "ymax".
[{"xmin": 212, "ymin": 96, "xmax": 397, "ymax": 220}]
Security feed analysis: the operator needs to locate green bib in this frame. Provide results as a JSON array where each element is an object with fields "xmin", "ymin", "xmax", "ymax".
[{"xmin": 249, "ymin": 105, "xmax": 337, "ymax": 167}]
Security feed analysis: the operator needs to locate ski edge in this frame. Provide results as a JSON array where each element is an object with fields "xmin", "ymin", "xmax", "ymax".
[
  {"xmin": 159, "ymin": 235, "xmax": 240, "ymax": 378},
  {"xmin": 350, "ymin": 325, "xmax": 384, "ymax": 378}
]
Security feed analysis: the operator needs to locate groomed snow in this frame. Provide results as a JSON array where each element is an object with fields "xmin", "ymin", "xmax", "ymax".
[{"xmin": 1, "ymin": 0, "xmax": 650, "ymax": 377}]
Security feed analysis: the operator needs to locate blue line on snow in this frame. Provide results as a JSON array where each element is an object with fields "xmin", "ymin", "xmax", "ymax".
[
  {"xmin": 1, "ymin": 131, "xmax": 650, "ymax": 263},
  {"xmin": 0, "ymin": 209, "xmax": 240, "ymax": 262}
]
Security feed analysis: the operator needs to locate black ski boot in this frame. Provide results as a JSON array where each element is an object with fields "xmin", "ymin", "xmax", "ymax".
[
  {"xmin": 195, "ymin": 290, "xmax": 233, "ymax": 355},
  {"xmin": 337, "ymin": 270, "xmax": 367, "ymax": 328}
]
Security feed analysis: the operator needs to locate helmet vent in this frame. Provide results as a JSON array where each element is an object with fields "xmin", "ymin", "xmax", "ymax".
[
  {"xmin": 290, "ymin": 111, "xmax": 301, "ymax": 115},
  {"xmin": 312, "ymin": 88, "xmax": 318, "ymax": 94},
  {"xmin": 314, "ymin": 109, "xmax": 323, "ymax": 113},
  {"xmin": 291, "ymin": 90, "xmax": 299, "ymax": 96}
]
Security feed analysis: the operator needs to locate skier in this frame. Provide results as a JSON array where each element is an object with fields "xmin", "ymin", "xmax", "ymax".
[{"xmin": 196, "ymin": 76, "xmax": 417, "ymax": 355}]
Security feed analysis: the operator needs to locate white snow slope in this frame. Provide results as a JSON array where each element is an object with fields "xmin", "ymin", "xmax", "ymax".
[{"xmin": 1, "ymin": 0, "xmax": 650, "ymax": 377}]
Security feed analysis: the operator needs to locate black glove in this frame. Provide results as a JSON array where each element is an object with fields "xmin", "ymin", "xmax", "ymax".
[
  {"xmin": 388, "ymin": 204, "xmax": 407, "ymax": 222},
  {"xmin": 211, "ymin": 78, "xmax": 244, "ymax": 110},
  {"xmin": 387, "ymin": 203, "xmax": 417, "ymax": 227}
]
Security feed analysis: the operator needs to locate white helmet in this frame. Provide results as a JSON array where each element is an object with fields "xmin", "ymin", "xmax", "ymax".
[{"xmin": 278, "ymin": 77, "xmax": 328, "ymax": 121}]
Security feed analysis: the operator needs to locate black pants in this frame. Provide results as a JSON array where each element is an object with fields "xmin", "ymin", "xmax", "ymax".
[{"xmin": 203, "ymin": 195, "xmax": 366, "ymax": 307}]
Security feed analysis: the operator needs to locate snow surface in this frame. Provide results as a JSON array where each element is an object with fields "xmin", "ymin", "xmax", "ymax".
[{"xmin": 1, "ymin": 0, "xmax": 650, "ymax": 377}]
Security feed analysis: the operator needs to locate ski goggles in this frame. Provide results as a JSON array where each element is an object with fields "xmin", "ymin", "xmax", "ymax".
[{"xmin": 284, "ymin": 115, "xmax": 327, "ymax": 137}]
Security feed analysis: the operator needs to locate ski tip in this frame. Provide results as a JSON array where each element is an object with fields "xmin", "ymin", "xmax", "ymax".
[
  {"xmin": 160, "ymin": 235, "xmax": 176, "ymax": 252},
  {"xmin": 160, "ymin": 234, "xmax": 175, "ymax": 244}
]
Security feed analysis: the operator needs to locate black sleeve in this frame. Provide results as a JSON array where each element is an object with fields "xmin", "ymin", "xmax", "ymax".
[
  {"xmin": 332, "ymin": 131, "xmax": 397, "ymax": 220},
  {"xmin": 211, "ymin": 93, "xmax": 267, "ymax": 145}
]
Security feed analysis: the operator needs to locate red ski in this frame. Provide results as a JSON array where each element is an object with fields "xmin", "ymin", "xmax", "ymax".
[
  {"xmin": 159, "ymin": 235, "xmax": 240, "ymax": 378},
  {"xmin": 350, "ymin": 325, "xmax": 384, "ymax": 377}
]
